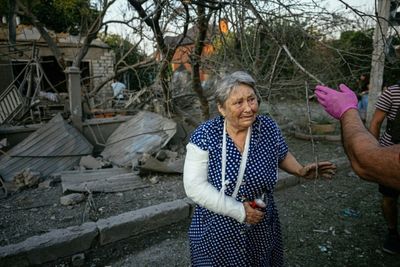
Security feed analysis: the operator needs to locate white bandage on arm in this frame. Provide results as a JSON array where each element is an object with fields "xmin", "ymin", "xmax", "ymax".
[{"xmin": 183, "ymin": 143, "xmax": 246, "ymax": 223}]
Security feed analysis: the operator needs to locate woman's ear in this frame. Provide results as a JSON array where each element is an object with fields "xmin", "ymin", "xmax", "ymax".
[{"xmin": 217, "ymin": 104, "xmax": 225, "ymax": 117}]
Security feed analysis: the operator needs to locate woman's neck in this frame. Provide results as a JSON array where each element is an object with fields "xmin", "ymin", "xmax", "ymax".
[
  {"xmin": 225, "ymin": 122, "xmax": 249, "ymax": 153},
  {"xmin": 226, "ymin": 123, "xmax": 247, "ymax": 136}
]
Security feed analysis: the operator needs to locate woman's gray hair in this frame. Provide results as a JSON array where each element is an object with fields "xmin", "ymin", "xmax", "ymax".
[{"xmin": 214, "ymin": 71, "xmax": 260, "ymax": 106}]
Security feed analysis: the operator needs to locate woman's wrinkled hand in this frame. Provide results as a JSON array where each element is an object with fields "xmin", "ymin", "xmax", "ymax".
[
  {"xmin": 299, "ymin": 161, "xmax": 336, "ymax": 179},
  {"xmin": 243, "ymin": 202, "xmax": 265, "ymax": 225}
]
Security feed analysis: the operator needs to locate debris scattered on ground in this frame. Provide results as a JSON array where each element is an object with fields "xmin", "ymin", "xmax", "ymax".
[
  {"xmin": 138, "ymin": 153, "xmax": 184, "ymax": 174},
  {"xmin": 79, "ymin": 155, "xmax": 103, "ymax": 170},
  {"xmin": 341, "ymin": 207, "xmax": 361, "ymax": 218},
  {"xmin": 13, "ymin": 168, "xmax": 41, "ymax": 189},
  {"xmin": 60, "ymin": 193, "xmax": 86, "ymax": 206},
  {"xmin": 61, "ymin": 168, "xmax": 149, "ymax": 193}
]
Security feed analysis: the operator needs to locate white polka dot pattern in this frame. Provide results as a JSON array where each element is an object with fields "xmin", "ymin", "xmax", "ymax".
[{"xmin": 188, "ymin": 115, "xmax": 288, "ymax": 266}]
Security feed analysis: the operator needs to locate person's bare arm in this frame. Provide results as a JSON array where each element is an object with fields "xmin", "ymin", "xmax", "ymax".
[
  {"xmin": 278, "ymin": 152, "xmax": 303, "ymax": 176},
  {"xmin": 279, "ymin": 152, "xmax": 336, "ymax": 179},
  {"xmin": 341, "ymin": 109, "xmax": 400, "ymax": 190},
  {"xmin": 368, "ymin": 109, "xmax": 386, "ymax": 139}
]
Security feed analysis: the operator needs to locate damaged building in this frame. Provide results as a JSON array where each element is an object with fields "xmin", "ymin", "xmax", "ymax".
[
  {"xmin": 0, "ymin": 24, "xmax": 116, "ymax": 125},
  {"xmin": 0, "ymin": 24, "xmax": 190, "ymax": 198}
]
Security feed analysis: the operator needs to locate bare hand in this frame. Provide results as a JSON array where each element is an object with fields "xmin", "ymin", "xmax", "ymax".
[
  {"xmin": 243, "ymin": 202, "xmax": 265, "ymax": 225},
  {"xmin": 300, "ymin": 161, "xmax": 336, "ymax": 179}
]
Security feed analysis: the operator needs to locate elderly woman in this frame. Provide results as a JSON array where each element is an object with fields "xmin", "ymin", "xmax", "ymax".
[{"xmin": 183, "ymin": 71, "xmax": 336, "ymax": 266}]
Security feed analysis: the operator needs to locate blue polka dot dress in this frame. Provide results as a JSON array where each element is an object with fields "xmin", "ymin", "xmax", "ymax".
[{"xmin": 188, "ymin": 115, "xmax": 288, "ymax": 267}]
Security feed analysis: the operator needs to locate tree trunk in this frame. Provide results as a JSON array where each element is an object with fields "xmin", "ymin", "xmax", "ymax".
[
  {"xmin": 128, "ymin": 0, "xmax": 177, "ymax": 115},
  {"xmin": 191, "ymin": 2, "xmax": 210, "ymax": 120},
  {"xmin": 367, "ymin": 0, "xmax": 391, "ymax": 126}
]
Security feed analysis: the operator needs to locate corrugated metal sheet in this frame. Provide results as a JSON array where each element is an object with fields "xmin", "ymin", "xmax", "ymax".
[
  {"xmin": 0, "ymin": 114, "xmax": 93, "ymax": 181},
  {"xmin": 101, "ymin": 111, "xmax": 177, "ymax": 168},
  {"xmin": 0, "ymin": 84, "xmax": 24, "ymax": 124}
]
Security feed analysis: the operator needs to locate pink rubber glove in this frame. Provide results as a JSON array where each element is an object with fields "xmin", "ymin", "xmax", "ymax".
[{"xmin": 315, "ymin": 84, "xmax": 358, "ymax": 120}]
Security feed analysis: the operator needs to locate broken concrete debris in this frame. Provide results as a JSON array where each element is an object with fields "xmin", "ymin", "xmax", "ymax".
[
  {"xmin": 71, "ymin": 252, "xmax": 85, "ymax": 267},
  {"xmin": 13, "ymin": 168, "xmax": 41, "ymax": 189},
  {"xmin": 60, "ymin": 193, "xmax": 86, "ymax": 206},
  {"xmin": 79, "ymin": 155, "xmax": 111, "ymax": 170},
  {"xmin": 155, "ymin": 149, "xmax": 179, "ymax": 161},
  {"xmin": 138, "ymin": 153, "xmax": 184, "ymax": 174}
]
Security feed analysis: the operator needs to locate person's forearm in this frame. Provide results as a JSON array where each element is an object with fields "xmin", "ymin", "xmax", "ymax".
[
  {"xmin": 341, "ymin": 110, "xmax": 400, "ymax": 190},
  {"xmin": 368, "ymin": 124, "xmax": 380, "ymax": 139},
  {"xmin": 368, "ymin": 110, "xmax": 385, "ymax": 139},
  {"xmin": 279, "ymin": 152, "xmax": 303, "ymax": 176},
  {"xmin": 183, "ymin": 143, "xmax": 246, "ymax": 223}
]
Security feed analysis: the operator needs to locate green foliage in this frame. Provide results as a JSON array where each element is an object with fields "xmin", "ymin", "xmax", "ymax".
[
  {"xmin": 0, "ymin": 0, "xmax": 98, "ymax": 35},
  {"xmin": 207, "ymin": 16, "xmax": 400, "ymax": 101},
  {"xmin": 34, "ymin": 0, "xmax": 98, "ymax": 34},
  {"xmin": 103, "ymin": 34, "xmax": 143, "ymax": 64},
  {"xmin": 331, "ymin": 29, "xmax": 374, "ymax": 87},
  {"xmin": 210, "ymin": 19, "xmax": 331, "ymax": 99},
  {"xmin": 101, "ymin": 33, "xmax": 156, "ymax": 89},
  {"xmin": 330, "ymin": 29, "xmax": 400, "ymax": 89},
  {"xmin": 0, "ymin": 0, "xmax": 8, "ymax": 15}
]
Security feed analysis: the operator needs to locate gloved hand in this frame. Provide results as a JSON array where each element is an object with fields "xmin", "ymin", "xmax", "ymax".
[{"xmin": 315, "ymin": 84, "xmax": 358, "ymax": 120}]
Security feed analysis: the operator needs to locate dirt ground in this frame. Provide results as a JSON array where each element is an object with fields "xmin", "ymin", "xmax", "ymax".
[
  {"xmin": 89, "ymin": 163, "xmax": 400, "ymax": 267},
  {"xmin": 1, "ymin": 127, "xmax": 400, "ymax": 266}
]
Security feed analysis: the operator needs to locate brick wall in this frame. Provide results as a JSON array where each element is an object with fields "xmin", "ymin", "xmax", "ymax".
[{"xmin": 91, "ymin": 51, "xmax": 115, "ymax": 109}]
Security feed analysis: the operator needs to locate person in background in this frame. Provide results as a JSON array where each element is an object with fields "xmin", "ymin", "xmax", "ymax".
[
  {"xmin": 314, "ymin": 83, "xmax": 400, "ymax": 191},
  {"xmin": 369, "ymin": 82, "xmax": 400, "ymax": 254},
  {"xmin": 357, "ymin": 73, "xmax": 370, "ymax": 123},
  {"xmin": 184, "ymin": 71, "xmax": 336, "ymax": 266},
  {"xmin": 111, "ymin": 78, "xmax": 127, "ymax": 100}
]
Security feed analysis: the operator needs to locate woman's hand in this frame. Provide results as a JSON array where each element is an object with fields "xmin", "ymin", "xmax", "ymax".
[
  {"xmin": 243, "ymin": 202, "xmax": 265, "ymax": 225},
  {"xmin": 299, "ymin": 161, "xmax": 336, "ymax": 179}
]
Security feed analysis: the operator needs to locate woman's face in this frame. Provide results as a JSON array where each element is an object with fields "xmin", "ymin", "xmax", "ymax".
[{"xmin": 218, "ymin": 84, "xmax": 259, "ymax": 131}]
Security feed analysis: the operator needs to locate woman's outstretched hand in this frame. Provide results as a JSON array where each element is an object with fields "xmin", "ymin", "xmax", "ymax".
[{"xmin": 299, "ymin": 161, "xmax": 336, "ymax": 179}]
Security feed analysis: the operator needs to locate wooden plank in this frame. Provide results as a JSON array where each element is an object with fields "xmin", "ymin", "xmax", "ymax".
[
  {"xmin": 61, "ymin": 168, "xmax": 129, "ymax": 181},
  {"xmin": 61, "ymin": 171, "xmax": 149, "ymax": 193}
]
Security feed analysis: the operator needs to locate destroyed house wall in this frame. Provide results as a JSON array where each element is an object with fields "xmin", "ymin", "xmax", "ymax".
[
  {"xmin": 0, "ymin": 43, "xmax": 114, "ymax": 92},
  {"xmin": 91, "ymin": 51, "xmax": 115, "ymax": 90},
  {"xmin": 0, "ymin": 44, "xmax": 116, "ymax": 115}
]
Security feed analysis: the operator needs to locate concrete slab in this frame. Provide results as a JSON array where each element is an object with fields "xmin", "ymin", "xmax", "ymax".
[
  {"xmin": 96, "ymin": 199, "xmax": 190, "ymax": 245},
  {"xmin": 0, "ymin": 222, "xmax": 98, "ymax": 266}
]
